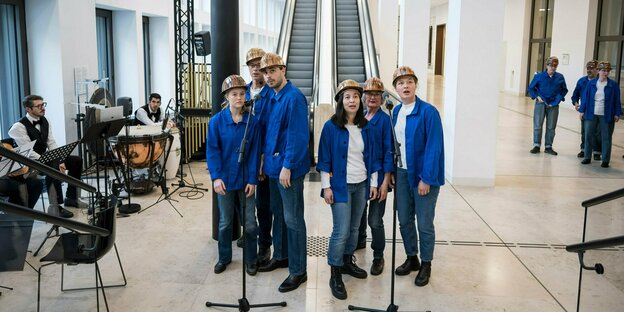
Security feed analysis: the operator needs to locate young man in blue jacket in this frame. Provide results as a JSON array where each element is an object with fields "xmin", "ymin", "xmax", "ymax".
[
  {"xmin": 528, "ymin": 56, "xmax": 568, "ymax": 155},
  {"xmin": 256, "ymin": 52, "xmax": 310, "ymax": 293},
  {"xmin": 391, "ymin": 66, "xmax": 445, "ymax": 287},
  {"xmin": 244, "ymin": 47, "xmax": 274, "ymax": 265}
]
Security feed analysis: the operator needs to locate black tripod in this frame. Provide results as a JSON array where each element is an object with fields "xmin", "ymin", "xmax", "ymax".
[
  {"xmin": 171, "ymin": 102, "xmax": 210, "ymax": 194},
  {"xmin": 349, "ymin": 101, "xmax": 428, "ymax": 312},
  {"xmin": 206, "ymin": 107, "xmax": 286, "ymax": 311}
]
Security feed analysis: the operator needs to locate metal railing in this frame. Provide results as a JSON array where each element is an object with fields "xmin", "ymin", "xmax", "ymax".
[
  {"xmin": 276, "ymin": 0, "xmax": 296, "ymax": 62},
  {"xmin": 358, "ymin": 0, "xmax": 379, "ymax": 79}
]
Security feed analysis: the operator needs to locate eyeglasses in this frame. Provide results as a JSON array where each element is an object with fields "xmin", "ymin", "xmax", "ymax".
[
  {"xmin": 366, "ymin": 92, "xmax": 383, "ymax": 97},
  {"xmin": 31, "ymin": 102, "xmax": 47, "ymax": 109}
]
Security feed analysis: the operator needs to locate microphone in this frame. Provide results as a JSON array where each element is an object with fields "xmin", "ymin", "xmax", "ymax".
[
  {"xmin": 244, "ymin": 94, "xmax": 261, "ymax": 108},
  {"xmin": 384, "ymin": 94, "xmax": 394, "ymax": 111}
]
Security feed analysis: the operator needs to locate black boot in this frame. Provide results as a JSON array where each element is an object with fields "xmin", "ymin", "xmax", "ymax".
[
  {"xmin": 395, "ymin": 255, "xmax": 420, "ymax": 276},
  {"xmin": 415, "ymin": 261, "xmax": 431, "ymax": 286},
  {"xmin": 341, "ymin": 255, "xmax": 368, "ymax": 279},
  {"xmin": 330, "ymin": 266, "xmax": 347, "ymax": 300}
]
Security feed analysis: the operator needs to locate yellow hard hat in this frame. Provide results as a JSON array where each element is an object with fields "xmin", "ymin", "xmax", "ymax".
[
  {"xmin": 335, "ymin": 79, "xmax": 363, "ymax": 101},
  {"xmin": 546, "ymin": 56, "xmax": 559, "ymax": 66},
  {"xmin": 392, "ymin": 66, "xmax": 418, "ymax": 87},
  {"xmin": 363, "ymin": 77, "xmax": 384, "ymax": 93},
  {"xmin": 221, "ymin": 74, "xmax": 246, "ymax": 95},
  {"xmin": 260, "ymin": 52, "xmax": 286, "ymax": 71},
  {"xmin": 246, "ymin": 48, "xmax": 266, "ymax": 65}
]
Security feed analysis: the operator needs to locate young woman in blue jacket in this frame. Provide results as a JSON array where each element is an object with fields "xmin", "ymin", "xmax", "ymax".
[
  {"xmin": 391, "ymin": 66, "xmax": 445, "ymax": 287},
  {"xmin": 206, "ymin": 75, "xmax": 261, "ymax": 276},
  {"xmin": 579, "ymin": 61, "xmax": 622, "ymax": 168},
  {"xmin": 317, "ymin": 79, "xmax": 381, "ymax": 300}
]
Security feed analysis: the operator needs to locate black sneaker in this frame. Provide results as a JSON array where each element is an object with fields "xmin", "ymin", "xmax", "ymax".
[
  {"xmin": 580, "ymin": 159, "xmax": 591, "ymax": 165},
  {"xmin": 530, "ymin": 146, "xmax": 540, "ymax": 154},
  {"xmin": 593, "ymin": 154, "xmax": 601, "ymax": 161},
  {"xmin": 214, "ymin": 261, "xmax": 231, "ymax": 274},
  {"xmin": 370, "ymin": 258, "xmax": 384, "ymax": 276},
  {"xmin": 59, "ymin": 207, "xmax": 74, "ymax": 218},
  {"xmin": 601, "ymin": 162, "xmax": 609, "ymax": 168},
  {"xmin": 544, "ymin": 148, "xmax": 558, "ymax": 155},
  {"xmin": 246, "ymin": 262, "xmax": 258, "ymax": 276},
  {"xmin": 577, "ymin": 151, "xmax": 584, "ymax": 158}
]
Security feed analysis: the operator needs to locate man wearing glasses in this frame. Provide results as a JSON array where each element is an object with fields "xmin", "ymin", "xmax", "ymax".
[{"xmin": 8, "ymin": 95, "xmax": 86, "ymax": 218}]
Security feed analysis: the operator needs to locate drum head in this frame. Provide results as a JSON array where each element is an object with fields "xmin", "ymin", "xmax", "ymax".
[{"xmin": 89, "ymin": 88, "xmax": 114, "ymax": 107}]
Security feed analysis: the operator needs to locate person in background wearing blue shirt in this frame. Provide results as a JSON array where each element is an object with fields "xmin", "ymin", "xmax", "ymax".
[
  {"xmin": 317, "ymin": 79, "xmax": 380, "ymax": 300},
  {"xmin": 256, "ymin": 52, "xmax": 310, "ymax": 293},
  {"xmin": 207, "ymin": 75, "xmax": 260, "ymax": 276},
  {"xmin": 571, "ymin": 60, "xmax": 600, "ymax": 159},
  {"xmin": 528, "ymin": 56, "xmax": 568, "ymax": 155},
  {"xmin": 244, "ymin": 47, "xmax": 274, "ymax": 265},
  {"xmin": 356, "ymin": 77, "xmax": 394, "ymax": 276},
  {"xmin": 391, "ymin": 66, "xmax": 445, "ymax": 287},
  {"xmin": 579, "ymin": 61, "xmax": 622, "ymax": 168}
]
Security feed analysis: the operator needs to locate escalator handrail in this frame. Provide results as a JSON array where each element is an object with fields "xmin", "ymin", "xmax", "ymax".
[
  {"xmin": 276, "ymin": 0, "xmax": 296, "ymax": 62},
  {"xmin": 581, "ymin": 187, "xmax": 624, "ymax": 208},
  {"xmin": 358, "ymin": 0, "xmax": 379, "ymax": 79},
  {"xmin": 566, "ymin": 234, "xmax": 624, "ymax": 253},
  {"xmin": 311, "ymin": 0, "xmax": 322, "ymax": 108},
  {"xmin": 331, "ymin": 0, "xmax": 337, "ymax": 98}
]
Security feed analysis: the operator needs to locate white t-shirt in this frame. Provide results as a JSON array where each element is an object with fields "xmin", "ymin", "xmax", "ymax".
[
  {"xmin": 594, "ymin": 79, "xmax": 607, "ymax": 116},
  {"xmin": 395, "ymin": 102, "xmax": 415, "ymax": 169}
]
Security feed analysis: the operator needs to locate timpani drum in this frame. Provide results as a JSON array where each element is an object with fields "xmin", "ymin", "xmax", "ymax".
[
  {"xmin": 113, "ymin": 125, "xmax": 168, "ymax": 169},
  {"xmin": 161, "ymin": 127, "xmax": 181, "ymax": 180}
]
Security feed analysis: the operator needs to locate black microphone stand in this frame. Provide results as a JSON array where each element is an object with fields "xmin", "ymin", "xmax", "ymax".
[
  {"xmin": 349, "ymin": 100, "xmax": 427, "ymax": 312},
  {"xmin": 206, "ymin": 102, "xmax": 286, "ymax": 312},
  {"xmin": 170, "ymin": 99, "xmax": 210, "ymax": 194}
]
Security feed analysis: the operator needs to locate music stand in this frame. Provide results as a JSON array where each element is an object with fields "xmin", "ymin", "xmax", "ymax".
[{"xmin": 38, "ymin": 141, "xmax": 80, "ymax": 165}]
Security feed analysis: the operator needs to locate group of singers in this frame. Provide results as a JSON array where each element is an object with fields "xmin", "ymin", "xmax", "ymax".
[{"xmin": 206, "ymin": 48, "xmax": 444, "ymax": 300}]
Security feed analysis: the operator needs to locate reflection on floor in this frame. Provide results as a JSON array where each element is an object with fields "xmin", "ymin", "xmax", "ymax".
[{"xmin": 2, "ymin": 75, "xmax": 623, "ymax": 311}]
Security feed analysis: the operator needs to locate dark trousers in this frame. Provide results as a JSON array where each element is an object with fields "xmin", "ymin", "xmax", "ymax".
[
  {"xmin": 45, "ymin": 155, "xmax": 82, "ymax": 203},
  {"xmin": 0, "ymin": 176, "xmax": 43, "ymax": 208},
  {"xmin": 255, "ymin": 178, "xmax": 272, "ymax": 249}
]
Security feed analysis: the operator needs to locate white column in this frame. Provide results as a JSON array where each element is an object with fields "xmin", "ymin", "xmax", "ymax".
[
  {"xmin": 443, "ymin": 0, "xmax": 505, "ymax": 186},
  {"xmin": 398, "ymin": 0, "xmax": 430, "ymax": 101},
  {"xmin": 149, "ymin": 16, "xmax": 175, "ymax": 110},
  {"xmin": 26, "ymin": 0, "xmax": 98, "ymax": 145},
  {"xmin": 550, "ymin": 0, "xmax": 599, "ymax": 110},
  {"xmin": 113, "ymin": 10, "xmax": 143, "ymax": 108},
  {"xmin": 376, "ymin": 0, "xmax": 399, "ymax": 88}
]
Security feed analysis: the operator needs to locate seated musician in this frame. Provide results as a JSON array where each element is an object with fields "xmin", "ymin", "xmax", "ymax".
[
  {"xmin": 8, "ymin": 95, "xmax": 86, "ymax": 218},
  {"xmin": 134, "ymin": 93, "xmax": 175, "ymax": 128}
]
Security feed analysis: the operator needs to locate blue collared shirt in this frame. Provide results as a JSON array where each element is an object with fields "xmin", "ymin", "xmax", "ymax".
[
  {"xmin": 392, "ymin": 97, "xmax": 445, "ymax": 188},
  {"xmin": 571, "ymin": 76, "xmax": 592, "ymax": 105},
  {"xmin": 579, "ymin": 78, "xmax": 622, "ymax": 122},
  {"xmin": 263, "ymin": 80, "xmax": 310, "ymax": 179},
  {"xmin": 206, "ymin": 108, "xmax": 260, "ymax": 190},
  {"xmin": 245, "ymin": 83, "xmax": 273, "ymax": 152},
  {"xmin": 528, "ymin": 70, "xmax": 568, "ymax": 106},
  {"xmin": 366, "ymin": 109, "xmax": 394, "ymax": 187},
  {"xmin": 316, "ymin": 120, "xmax": 381, "ymax": 203}
]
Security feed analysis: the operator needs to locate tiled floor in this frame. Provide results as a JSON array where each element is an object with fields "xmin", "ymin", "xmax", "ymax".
[{"xmin": 1, "ymin": 76, "xmax": 623, "ymax": 311}]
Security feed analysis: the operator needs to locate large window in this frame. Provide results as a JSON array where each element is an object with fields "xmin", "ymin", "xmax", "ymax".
[
  {"xmin": 143, "ymin": 16, "xmax": 151, "ymax": 102},
  {"xmin": 595, "ymin": 0, "xmax": 624, "ymax": 103},
  {"xmin": 0, "ymin": 0, "xmax": 28, "ymax": 139},
  {"xmin": 526, "ymin": 0, "xmax": 554, "ymax": 93},
  {"xmin": 96, "ymin": 9, "xmax": 114, "ymax": 100}
]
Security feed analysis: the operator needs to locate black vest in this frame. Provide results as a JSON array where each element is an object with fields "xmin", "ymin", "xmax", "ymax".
[
  {"xmin": 18, "ymin": 116, "xmax": 49, "ymax": 155},
  {"xmin": 134, "ymin": 104, "xmax": 161, "ymax": 125}
]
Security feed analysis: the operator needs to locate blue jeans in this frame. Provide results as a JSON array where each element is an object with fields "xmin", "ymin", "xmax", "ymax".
[
  {"xmin": 217, "ymin": 190, "xmax": 258, "ymax": 264},
  {"xmin": 270, "ymin": 176, "xmax": 307, "ymax": 275},
  {"xmin": 255, "ymin": 178, "xmax": 272, "ymax": 249},
  {"xmin": 584, "ymin": 116, "xmax": 615, "ymax": 163},
  {"xmin": 395, "ymin": 168, "xmax": 440, "ymax": 262},
  {"xmin": 533, "ymin": 102, "xmax": 559, "ymax": 148},
  {"xmin": 328, "ymin": 181, "xmax": 368, "ymax": 266},
  {"xmin": 358, "ymin": 197, "xmax": 387, "ymax": 259}
]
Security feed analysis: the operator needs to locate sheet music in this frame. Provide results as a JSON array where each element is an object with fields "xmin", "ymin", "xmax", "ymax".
[{"xmin": 0, "ymin": 141, "xmax": 36, "ymax": 177}]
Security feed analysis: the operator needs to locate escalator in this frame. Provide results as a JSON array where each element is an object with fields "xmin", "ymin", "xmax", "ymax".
[{"xmin": 335, "ymin": 0, "xmax": 367, "ymax": 83}]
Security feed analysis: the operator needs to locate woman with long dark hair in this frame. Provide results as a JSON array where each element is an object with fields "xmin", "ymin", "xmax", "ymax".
[{"xmin": 317, "ymin": 79, "xmax": 381, "ymax": 300}]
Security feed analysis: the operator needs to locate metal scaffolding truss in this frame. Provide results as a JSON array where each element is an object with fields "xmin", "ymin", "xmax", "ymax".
[{"xmin": 174, "ymin": 0, "xmax": 194, "ymax": 110}]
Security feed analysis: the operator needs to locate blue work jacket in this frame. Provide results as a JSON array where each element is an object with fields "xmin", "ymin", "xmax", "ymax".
[
  {"xmin": 579, "ymin": 78, "xmax": 622, "ymax": 122},
  {"xmin": 206, "ymin": 108, "xmax": 260, "ymax": 190},
  {"xmin": 571, "ymin": 76, "xmax": 592, "ymax": 105},
  {"xmin": 392, "ymin": 97, "xmax": 445, "ymax": 188},
  {"xmin": 527, "ymin": 70, "xmax": 568, "ymax": 106},
  {"xmin": 263, "ymin": 80, "xmax": 310, "ymax": 179},
  {"xmin": 316, "ymin": 120, "xmax": 381, "ymax": 203},
  {"xmin": 366, "ymin": 109, "xmax": 394, "ymax": 188},
  {"xmin": 245, "ymin": 83, "xmax": 273, "ymax": 152}
]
